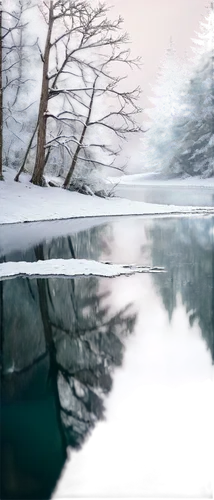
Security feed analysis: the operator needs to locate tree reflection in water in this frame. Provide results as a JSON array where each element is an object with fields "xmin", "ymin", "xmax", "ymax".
[
  {"xmin": 148, "ymin": 216, "xmax": 214, "ymax": 362},
  {"xmin": 0, "ymin": 241, "xmax": 136, "ymax": 500}
]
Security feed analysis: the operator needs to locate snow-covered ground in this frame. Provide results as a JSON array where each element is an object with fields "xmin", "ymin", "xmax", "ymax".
[
  {"xmin": 111, "ymin": 172, "xmax": 214, "ymax": 187},
  {"xmin": 0, "ymin": 258, "xmax": 163, "ymax": 280},
  {"xmin": 1, "ymin": 168, "xmax": 214, "ymax": 225}
]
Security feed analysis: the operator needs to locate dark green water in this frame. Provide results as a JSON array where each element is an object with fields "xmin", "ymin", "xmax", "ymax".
[
  {"xmin": 1, "ymin": 272, "xmax": 135, "ymax": 499},
  {"xmin": 0, "ymin": 215, "xmax": 213, "ymax": 499}
]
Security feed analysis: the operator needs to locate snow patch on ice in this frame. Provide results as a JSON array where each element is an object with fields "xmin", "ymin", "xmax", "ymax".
[{"xmin": 0, "ymin": 258, "xmax": 164, "ymax": 281}]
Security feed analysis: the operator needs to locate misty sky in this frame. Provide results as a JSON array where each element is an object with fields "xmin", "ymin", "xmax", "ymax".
[
  {"xmin": 106, "ymin": 0, "xmax": 208, "ymax": 109},
  {"xmin": 106, "ymin": 0, "xmax": 208, "ymax": 170}
]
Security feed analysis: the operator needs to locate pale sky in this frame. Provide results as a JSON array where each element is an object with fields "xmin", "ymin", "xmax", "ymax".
[
  {"xmin": 106, "ymin": 0, "xmax": 208, "ymax": 171},
  {"xmin": 102, "ymin": 0, "xmax": 209, "ymax": 168}
]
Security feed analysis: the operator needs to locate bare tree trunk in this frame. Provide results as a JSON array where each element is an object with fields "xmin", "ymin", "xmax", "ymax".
[
  {"xmin": 63, "ymin": 79, "xmax": 96, "ymax": 189},
  {"xmin": 11, "ymin": 8, "xmax": 24, "ymax": 108},
  {"xmin": 17, "ymin": 37, "xmax": 67, "ymax": 182},
  {"xmin": 30, "ymin": 1, "xmax": 53, "ymax": 186},
  {"xmin": 0, "ymin": 2, "xmax": 3, "ymax": 180},
  {"xmin": 14, "ymin": 119, "xmax": 38, "ymax": 181}
]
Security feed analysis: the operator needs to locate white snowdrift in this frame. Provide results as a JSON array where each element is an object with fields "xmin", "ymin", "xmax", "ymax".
[
  {"xmin": 0, "ymin": 258, "xmax": 164, "ymax": 281},
  {"xmin": 1, "ymin": 169, "xmax": 214, "ymax": 225}
]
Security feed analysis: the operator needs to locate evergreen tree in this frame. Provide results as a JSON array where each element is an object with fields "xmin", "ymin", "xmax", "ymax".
[
  {"xmin": 158, "ymin": 52, "xmax": 191, "ymax": 177},
  {"xmin": 147, "ymin": 38, "xmax": 179, "ymax": 167},
  {"xmin": 166, "ymin": 4, "xmax": 214, "ymax": 177}
]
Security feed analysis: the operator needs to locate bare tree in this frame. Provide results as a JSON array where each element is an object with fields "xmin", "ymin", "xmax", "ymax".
[
  {"xmin": 12, "ymin": 0, "xmax": 24, "ymax": 106},
  {"xmin": 31, "ymin": 0, "xmax": 144, "ymax": 184},
  {"xmin": 47, "ymin": 45, "xmax": 144, "ymax": 188},
  {"xmin": 31, "ymin": 0, "xmax": 86, "ymax": 185},
  {"xmin": 30, "ymin": 0, "xmax": 54, "ymax": 185},
  {"xmin": 2, "ymin": 0, "xmax": 39, "ymax": 175},
  {"xmin": 14, "ymin": 118, "xmax": 38, "ymax": 181},
  {"xmin": 0, "ymin": 0, "xmax": 24, "ymax": 180}
]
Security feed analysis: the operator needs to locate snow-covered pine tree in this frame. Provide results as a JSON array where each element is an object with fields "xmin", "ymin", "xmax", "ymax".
[
  {"xmin": 141, "ymin": 39, "xmax": 188, "ymax": 175},
  {"xmin": 158, "ymin": 51, "xmax": 191, "ymax": 177},
  {"xmin": 170, "ymin": 3, "xmax": 214, "ymax": 177}
]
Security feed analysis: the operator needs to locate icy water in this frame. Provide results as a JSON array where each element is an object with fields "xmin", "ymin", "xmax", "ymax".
[
  {"xmin": 0, "ymin": 215, "xmax": 214, "ymax": 499},
  {"xmin": 116, "ymin": 184, "xmax": 214, "ymax": 206}
]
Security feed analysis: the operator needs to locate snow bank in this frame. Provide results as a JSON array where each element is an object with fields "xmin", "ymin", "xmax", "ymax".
[
  {"xmin": 0, "ymin": 258, "xmax": 164, "ymax": 280},
  {"xmin": 110, "ymin": 173, "xmax": 214, "ymax": 187},
  {"xmin": 1, "ymin": 168, "xmax": 214, "ymax": 225}
]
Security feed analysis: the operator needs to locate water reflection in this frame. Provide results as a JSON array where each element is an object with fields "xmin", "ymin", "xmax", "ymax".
[
  {"xmin": 106, "ymin": 275, "xmax": 214, "ymax": 420},
  {"xmin": 0, "ymin": 218, "xmax": 113, "ymax": 263},
  {"xmin": 1, "ymin": 215, "xmax": 214, "ymax": 498},
  {"xmin": 1, "ymin": 269, "xmax": 136, "ymax": 499},
  {"xmin": 116, "ymin": 184, "xmax": 214, "ymax": 206},
  {"xmin": 148, "ymin": 216, "xmax": 214, "ymax": 362},
  {"xmin": 99, "ymin": 218, "xmax": 214, "ymax": 419}
]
